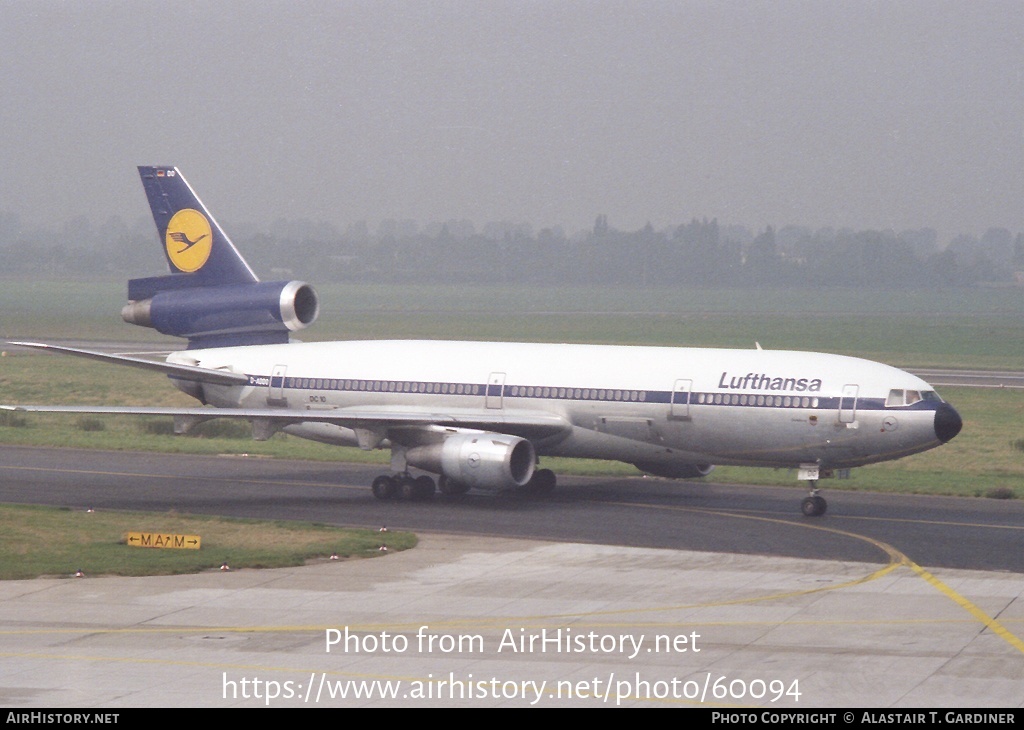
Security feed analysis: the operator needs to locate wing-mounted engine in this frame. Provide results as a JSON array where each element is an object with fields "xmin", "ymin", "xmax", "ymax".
[
  {"xmin": 122, "ymin": 277, "xmax": 319, "ymax": 348},
  {"xmin": 633, "ymin": 462, "xmax": 715, "ymax": 479},
  {"xmin": 405, "ymin": 431, "xmax": 536, "ymax": 492}
]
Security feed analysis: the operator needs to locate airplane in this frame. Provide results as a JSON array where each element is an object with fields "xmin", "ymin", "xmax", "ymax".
[{"xmin": 4, "ymin": 166, "xmax": 963, "ymax": 517}]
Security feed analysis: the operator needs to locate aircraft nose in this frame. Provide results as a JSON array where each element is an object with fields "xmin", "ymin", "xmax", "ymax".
[{"xmin": 934, "ymin": 401, "xmax": 963, "ymax": 443}]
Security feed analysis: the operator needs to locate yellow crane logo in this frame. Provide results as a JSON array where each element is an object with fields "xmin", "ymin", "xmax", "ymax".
[{"xmin": 165, "ymin": 208, "xmax": 213, "ymax": 272}]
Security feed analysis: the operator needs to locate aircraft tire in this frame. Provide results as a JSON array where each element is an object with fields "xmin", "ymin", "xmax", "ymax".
[
  {"xmin": 372, "ymin": 475, "xmax": 397, "ymax": 500},
  {"xmin": 414, "ymin": 475, "xmax": 436, "ymax": 499},
  {"xmin": 801, "ymin": 495, "xmax": 827, "ymax": 517},
  {"xmin": 398, "ymin": 475, "xmax": 419, "ymax": 500},
  {"xmin": 529, "ymin": 468, "xmax": 556, "ymax": 496},
  {"xmin": 438, "ymin": 475, "xmax": 469, "ymax": 495}
]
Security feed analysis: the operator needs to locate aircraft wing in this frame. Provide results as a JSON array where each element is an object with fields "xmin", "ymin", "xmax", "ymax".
[
  {"xmin": 3, "ymin": 341, "xmax": 571, "ymax": 442},
  {"xmin": 0, "ymin": 404, "xmax": 572, "ymax": 442},
  {"xmin": 6, "ymin": 342, "xmax": 249, "ymax": 386}
]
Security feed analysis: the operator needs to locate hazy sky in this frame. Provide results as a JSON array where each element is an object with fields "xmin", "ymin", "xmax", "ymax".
[{"xmin": 1, "ymin": 1, "xmax": 1022, "ymax": 240}]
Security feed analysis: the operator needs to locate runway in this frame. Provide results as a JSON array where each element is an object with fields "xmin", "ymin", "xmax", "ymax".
[
  {"xmin": 910, "ymin": 368, "xmax": 1024, "ymax": 390},
  {"xmin": 1, "ymin": 446, "xmax": 1023, "ymax": 707}
]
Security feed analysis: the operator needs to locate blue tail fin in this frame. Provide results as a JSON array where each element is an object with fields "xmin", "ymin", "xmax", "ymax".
[
  {"xmin": 132, "ymin": 166, "xmax": 257, "ymax": 296},
  {"xmin": 123, "ymin": 167, "xmax": 319, "ymax": 349}
]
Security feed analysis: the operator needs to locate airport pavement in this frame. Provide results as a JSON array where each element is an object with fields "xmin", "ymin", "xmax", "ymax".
[{"xmin": 0, "ymin": 534, "xmax": 1022, "ymax": 708}]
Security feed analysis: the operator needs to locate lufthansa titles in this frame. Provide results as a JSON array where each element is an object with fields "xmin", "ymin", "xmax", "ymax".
[{"xmin": 718, "ymin": 372, "xmax": 823, "ymax": 392}]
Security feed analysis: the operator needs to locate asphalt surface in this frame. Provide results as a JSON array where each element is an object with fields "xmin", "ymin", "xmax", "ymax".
[{"xmin": 1, "ymin": 445, "xmax": 1023, "ymax": 573}]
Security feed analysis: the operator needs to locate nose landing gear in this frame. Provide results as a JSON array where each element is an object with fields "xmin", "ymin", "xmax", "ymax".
[
  {"xmin": 797, "ymin": 463, "xmax": 830, "ymax": 517},
  {"xmin": 800, "ymin": 482, "xmax": 827, "ymax": 517}
]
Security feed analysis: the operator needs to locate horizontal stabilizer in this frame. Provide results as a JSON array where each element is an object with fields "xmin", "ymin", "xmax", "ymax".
[{"xmin": 6, "ymin": 342, "xmax": 249, "ymax": 386}]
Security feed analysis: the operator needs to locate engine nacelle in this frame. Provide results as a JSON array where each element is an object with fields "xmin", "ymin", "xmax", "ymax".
[
  {"xmin": 633, "ymin": 462, "xmax": 715, "ymax": 479},
  {"xmin": 122, "ymin": 280, "xmax": 319, "ymax": 347},
  {"xmin": 406, "ymin": 432, "xmax": 536, "ymax": 492}
]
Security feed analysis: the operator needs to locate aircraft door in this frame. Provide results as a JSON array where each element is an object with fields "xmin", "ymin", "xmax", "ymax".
[
  {"xmin": 268, "ymin": 364, "xmax": 287, "ymax": 406},
  {"xmin": 486, "ymin": 372, "xmax": 506, "ymax": 409},
  {"xmin": 670, "ymin": 379, "xmax": 693, "ymax": 419},
  {"xmin": 839, "ymin": 384, "xmax": 859, "ymax": 424}
]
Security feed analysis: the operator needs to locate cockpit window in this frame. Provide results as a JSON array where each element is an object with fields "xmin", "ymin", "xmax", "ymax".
[{"xmin": 887, "ymin": 389, "xmax": 941, "ymax": 407}]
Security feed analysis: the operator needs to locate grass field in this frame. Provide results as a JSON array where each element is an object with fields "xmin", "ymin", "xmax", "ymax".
[
  {"xmin": 0, "ymin": 503, "xmax": 415, "ymax": 580},
  {"xmin": 3, "ymin": 280, "xmax": 1023, "ymax": 368}
]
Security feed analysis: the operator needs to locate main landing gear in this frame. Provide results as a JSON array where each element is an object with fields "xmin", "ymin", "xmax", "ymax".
[
  {"xmin": 437, "ymin": 475, "xmax": 470, "ymax": 496},
  {"xmin": 520, "ymin": 468, "xmax": 556, "ymax": 496},
  {"xmin": 370, "ymin": 468, "xmax": 558, "ymax": 500},
  {"xmin": 371, "ymin": 473, "xmax": 437, "ymax": 501},
  {"xmin": 800, "ymin": 482, "xmax": 827, "ymax": 517}
]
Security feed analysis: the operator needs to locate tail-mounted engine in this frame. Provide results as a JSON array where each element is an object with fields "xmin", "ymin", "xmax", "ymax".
[{"xmin": 122, "ymin": 277, "xmax": 319, "ymax": 349}]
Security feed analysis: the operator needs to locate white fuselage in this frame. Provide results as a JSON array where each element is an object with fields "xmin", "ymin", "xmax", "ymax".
[{"xmin": 170, "ymin": 339, "xmax": 949, "ymax": 473}]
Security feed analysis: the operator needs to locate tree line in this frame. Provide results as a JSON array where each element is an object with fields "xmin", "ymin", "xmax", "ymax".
[{"xmin": 1, "ymin": 211, "xmax": 1022, "ymax": 288}]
